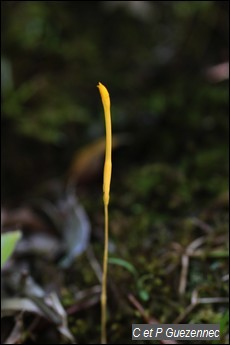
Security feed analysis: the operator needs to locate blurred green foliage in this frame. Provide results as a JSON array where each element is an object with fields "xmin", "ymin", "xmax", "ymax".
[
  {"xmin": 1, "ymin": 230, "xmax": 21, "ymax": 268},
  {"xmin": 2, "ymin": 1, "xmax": 228, "ymax": 198}
]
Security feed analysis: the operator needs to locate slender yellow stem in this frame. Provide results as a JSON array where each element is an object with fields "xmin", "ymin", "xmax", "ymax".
[
  {"xmin": 101, "ymin": 204, "xmax": 109, "ymax": 344},
  {"xmin": 97, "ymin": 82, "xmax": 112, "ymax": 344}
]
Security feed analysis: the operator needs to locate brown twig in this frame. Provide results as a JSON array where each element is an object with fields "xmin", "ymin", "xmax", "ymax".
[{"xmin": 128, "ymin": 294, "xmax": 178, "ymax": 344}]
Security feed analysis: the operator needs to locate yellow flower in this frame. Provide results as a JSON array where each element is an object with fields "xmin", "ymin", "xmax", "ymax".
[{"xmin": 97, "ymin": 82, "xmax": 112, "ymax": 206}]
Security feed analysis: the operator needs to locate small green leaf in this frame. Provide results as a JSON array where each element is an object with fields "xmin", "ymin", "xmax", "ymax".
[
  {"xmin": 1, "ymin": 230, "xmax": 22, "ymax": 268},
  {"xmin": 139, "ymin": 289, "xmax": 150, "ymax": 302},
  {"xmin": 108, "ymin": 257, "xmax": 138, "ymax": 277},
  {"xmin": 220, "ymin": 311, "xmax": 229, "ymax": 335}
]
